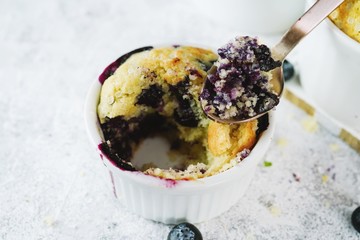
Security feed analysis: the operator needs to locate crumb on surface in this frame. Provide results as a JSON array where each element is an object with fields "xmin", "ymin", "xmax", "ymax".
[
  {"xmin": 329, "ymin": 143, "xmax": 340, "ymax": 152},
  {"xmin": 263, "ymin": 161, "xmax": 272, "ymax": 167},
  {"xmin": 301, "ymin": 117, "xmax": 318, "ymax": 133},
  {"xmin": 276, "ymin": 138, "xmax": 288, "ymax": 147},
  {"xmin": 322, "ymin": 174, "xmax": 329, "ymax": 184},
  {"xmin": 269, "ymin": 205, "xmax": 282, "ymax": 217},
  {"xmin": 292, "ymin": 173, "xmax": 301, "ymax": 182}
]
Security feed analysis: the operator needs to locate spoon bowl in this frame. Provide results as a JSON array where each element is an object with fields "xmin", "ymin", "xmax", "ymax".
[{"xmin": 200, "ymin": 0, "xmax": 345, "ymax": 124}]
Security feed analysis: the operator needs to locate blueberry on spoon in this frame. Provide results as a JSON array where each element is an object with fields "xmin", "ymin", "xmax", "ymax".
[{"xmin": 283, "ymin": 60, "xmax": 295, "ymax": 81}]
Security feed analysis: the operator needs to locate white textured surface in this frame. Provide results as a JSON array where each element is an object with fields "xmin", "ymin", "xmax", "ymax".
[{"xmin": 1, "ymin": 0, "xmax": 360, "ymax": 239}]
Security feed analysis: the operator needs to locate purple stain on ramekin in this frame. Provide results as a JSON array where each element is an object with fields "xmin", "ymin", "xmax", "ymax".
[
  {"xmin": 98, "ymin": 46, "xmax": 153, "ymax": 84},
  {"xmin": 99, "ymin": 153, "xmax": 107, "ymax": 167},
  {"xmin": 164, "ymin": 179, "xmax": 178, "ymax": 188},
  {"xmin": 109, "ymin": 170, "xmax": 118, "ymax": 198}
]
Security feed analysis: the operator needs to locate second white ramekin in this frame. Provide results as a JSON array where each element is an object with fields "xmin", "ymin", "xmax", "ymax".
[{"xmin": 298, "ymin": 1, "xmax": 360, "ymax": 133}]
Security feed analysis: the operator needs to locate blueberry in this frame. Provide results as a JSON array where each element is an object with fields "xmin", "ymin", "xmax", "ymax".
[
  {"xmin": 167, "ymin": 222, "xmax": 203, "ymax": 240},
  {"xmin": 173, "ymin": 106, "xmax": 198, "ymax": 128},
  {"xmin": 169, "ymin": 79, "xmax": 199, "ymax": 127},
  {"xmin": 136, "ymin": 84, "xmax": 164, "ymax": 108},
  {"xmin": 282, "ymin": 59, "xmax": 295, "ymax": 81},
  {"xmin": 252, "ymin": 44, "xmax": 281, "ymax": 72},
  {"xmin": 170, "ymin": 78, "xmax": 191, "ymax": 101},
  {"xmin": 351, "ymin": 206, "xmax": 360, "ymax": 233}
]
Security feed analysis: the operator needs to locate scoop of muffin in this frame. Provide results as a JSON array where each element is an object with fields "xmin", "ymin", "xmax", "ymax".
[{"xmin": 97, "ymin": 46, "xmax": 264, "ymax": 180}]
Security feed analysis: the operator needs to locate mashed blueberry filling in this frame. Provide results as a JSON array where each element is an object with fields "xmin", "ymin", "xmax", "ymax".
[
  {"xmin": 169, "ymin": 78, "xmax": 199, "ymax": 128},
  {"xmin": 136, "ymin": 84, "xmax": 164, "ymax": 108},
  {"xmin": 200, "ymin": 36, "xmax": 281, "ymax": 120},
  {"xmin": 99, "ymin": 114, "xmax": 166, "ymax": 171}
]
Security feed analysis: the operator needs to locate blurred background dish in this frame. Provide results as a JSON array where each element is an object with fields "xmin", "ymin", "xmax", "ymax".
[
  {"xmin": 297, "ymin": 0, "xmax": 360, "ymax": 136},
  {"xmin": 192, "ymin": 0, "xmax": 305, "ymax": 35}
]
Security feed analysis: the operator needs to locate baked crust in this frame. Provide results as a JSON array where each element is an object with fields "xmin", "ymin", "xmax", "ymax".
[{"xmin": 208, "ymin": 120, "xmax": 257, "ymax": 157}]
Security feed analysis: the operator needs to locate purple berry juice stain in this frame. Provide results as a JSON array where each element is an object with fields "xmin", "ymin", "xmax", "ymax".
[
  {"xmin": 98, "ymin": 46, "xmax": 153, "ymax": 84},
  {"xmin": 109, "ymin": 170, "xmax": 118, "ymax": 198},
  {"xmin": 164, "ymin": 179, "xmax": 177, "ymax": 188}
]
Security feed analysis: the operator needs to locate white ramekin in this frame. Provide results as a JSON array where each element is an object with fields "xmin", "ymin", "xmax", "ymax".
[{"xmin": 84, "ymin": 46, "xmax": 275, "ymax": 224}]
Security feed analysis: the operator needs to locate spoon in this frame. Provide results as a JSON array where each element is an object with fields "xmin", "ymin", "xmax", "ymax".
[{"xmin": 200, "ymin": 0, "xmax": 345, "ymax": 124}]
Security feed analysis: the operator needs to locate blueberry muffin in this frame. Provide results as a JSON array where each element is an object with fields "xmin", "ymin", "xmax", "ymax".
[{"xmin": 97, "ymin": 45, "xmax": 268, "ymax": 180}]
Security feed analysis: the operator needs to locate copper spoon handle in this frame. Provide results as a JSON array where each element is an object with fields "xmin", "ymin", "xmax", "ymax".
[{"xmin": 272, "ymin": 0, "xmax": 344, "ymax": 61}]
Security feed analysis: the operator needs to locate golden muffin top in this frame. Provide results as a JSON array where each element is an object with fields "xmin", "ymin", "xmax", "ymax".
[
  {"xmin": 98, "ymin": 46, "xmax": 217, "ymax": 123},
  {"xmin": 329, "ymin": 0, "xmax": 360, "ymax": 43}
]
